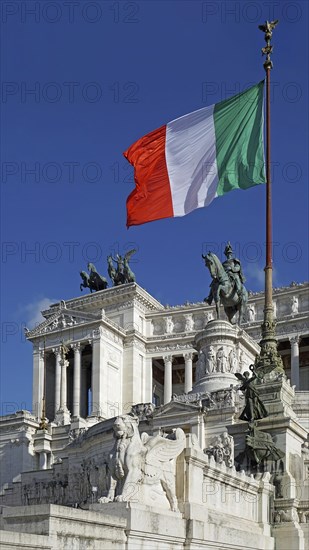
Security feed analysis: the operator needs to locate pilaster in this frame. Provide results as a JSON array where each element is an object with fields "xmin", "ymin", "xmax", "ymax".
[{"xmin": 91, "ymin": 328, "xmax": 106, "ymax": 418}]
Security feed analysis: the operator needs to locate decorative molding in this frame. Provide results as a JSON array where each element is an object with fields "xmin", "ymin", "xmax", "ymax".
[
  {"xmin": 48, "ymin": 283, "xmax": 164, "ymax": 314},
  {"xmin": 148, "ymin": 343, "xmax": 195, "ymax": 353},
  {"xmin": 25, "ymin": 308, "xmax": 100, "ymax": 338}
]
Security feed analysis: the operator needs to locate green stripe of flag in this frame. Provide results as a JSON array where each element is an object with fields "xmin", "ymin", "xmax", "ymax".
[{"xmin": 214, "ymin": 80, "xmax": 266, "ymax": 196}]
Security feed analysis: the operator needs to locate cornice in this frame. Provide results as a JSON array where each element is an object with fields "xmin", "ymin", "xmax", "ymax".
[
  {"xmin": 43, "ymin": 283, "xmax": 164, "ymax": 314},
  {"xmin": 149, "ymin": 283, "xmax": 308, "ymax": 315},
  {"xmin": 247, "ymin": 281, "xmax": 308, "ymax": 298}
]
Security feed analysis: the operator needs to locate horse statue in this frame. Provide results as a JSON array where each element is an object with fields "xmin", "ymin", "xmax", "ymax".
[
  {"xmin": 107, "ymin": 249, "xmax": 137, "ymax": 286},
  {"xmin": 88, "ymin": 263, "xmax": 108, "ymax": 291},
  {"xmin": 202, "ymin": 251, "xmax": 248, "ymax": 325},
  {"xmin": 80, "ymin": 263, "xmax": 108, "ymax": 293},
  {"xmin": 80, "ymin": 270, "xmax": 90, "ymax": 292}
]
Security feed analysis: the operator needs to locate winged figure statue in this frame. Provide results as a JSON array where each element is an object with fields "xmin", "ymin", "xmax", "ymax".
[
  {"xmin": 98, "ymin": 415, "xmax": 185, "ymax": 511},
  {"xmin": 235, "ymin": 366, "xmax": 268, "ymax": 422}
]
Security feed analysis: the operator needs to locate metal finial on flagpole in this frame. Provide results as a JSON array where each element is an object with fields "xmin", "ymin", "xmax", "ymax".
[{"xmin": 254, "ymin": 20, "xmax": 284, "ymax": 378}]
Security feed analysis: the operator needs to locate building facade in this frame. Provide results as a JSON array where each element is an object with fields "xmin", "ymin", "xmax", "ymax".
[{"xmin": 25, "ymin": 281, "xmax": 309, "ymax": 425}]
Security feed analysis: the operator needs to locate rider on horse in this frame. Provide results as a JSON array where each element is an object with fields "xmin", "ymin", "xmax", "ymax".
[
  {"xmin": 222, "ymin": 242, "xmax": 245, "ymax": 298},
  {"xmin": 203, "ymin": 243, "xmax": 248, "ymax": 325}
]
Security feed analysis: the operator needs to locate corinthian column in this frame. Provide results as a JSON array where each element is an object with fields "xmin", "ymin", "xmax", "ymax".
[
  {"xmin": 53, "ymin": 348, "xmax": 61, "ymax": 415},
  {"xmin": 72, "ymin": 343, "xmax": 83, "ymax": 418},
  {"xmin": 60, "ymin": 359, "xmax": 69, "ymax": 411},
  {"xmin": 32, "ymin": 347, "xmax": 44, "ymax": 420},
  {"xmin": 184, "ymin": 352, "xmax": 193, "ymax": 393},
  {"xmin": 163, "ymin": 355, "xmax": 173, "ymax": 405},
  {"xmin": 289, "ymin": 336, "xmax": 300, "ymax": 390}
]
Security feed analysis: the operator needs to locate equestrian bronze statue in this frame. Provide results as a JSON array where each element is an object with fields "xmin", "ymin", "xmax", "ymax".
[{"xmin": 202, "ymin": 242, "xmax": 248, "ymax": 324}]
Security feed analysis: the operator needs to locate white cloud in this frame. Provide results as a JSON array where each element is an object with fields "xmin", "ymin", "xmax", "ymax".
[
  {"xmin": 21, "ymin": 298, "xmax": 59, "ymax": 329},
  {"xmin": 245, "ymin": 263, "xmax": 265, "ymax": 289},
  {"xmin": 245, "ymin": 263, "xmax": 279, "ymax": 291}
]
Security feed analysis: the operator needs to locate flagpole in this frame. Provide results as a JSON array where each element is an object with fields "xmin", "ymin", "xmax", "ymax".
[
  {"xmin": 39, "ymin": 337, "xmax": 48, "ymax": 430},
  {"xmin": 264, "ymin": 23, "xmax": 274, "ymax": 333},
  {"xmin": 255, "ymin": 20, "xmax": 284, "ymax": 376}
]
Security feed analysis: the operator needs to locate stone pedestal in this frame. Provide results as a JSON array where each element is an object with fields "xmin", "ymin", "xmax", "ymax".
[
  {"xmin": 228, "ymin": 375, "xmax": 308, "ymax": 550},
  {"xmin": 193, "ymin": 320, "xmax": 260, "ymax": 393},
  {"xmin": 54, "ymin": 408, "xmax": 71, "ymax": 426},
  {"xmin": 89, "ymin": 502, "xmax": 186, "ymax": 549},
  {"xmin": 33, "ymin": 430, "xmax": 52, "ymax": 470},
  {"xmin": 70, "ymin": 416, "xmax": 87, "ymax": 431}
]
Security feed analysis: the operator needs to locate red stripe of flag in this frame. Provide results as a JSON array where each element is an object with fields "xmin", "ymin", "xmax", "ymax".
[{"xmin": 123, "ymin": 124, "xmax": 174, "ymax": 227}]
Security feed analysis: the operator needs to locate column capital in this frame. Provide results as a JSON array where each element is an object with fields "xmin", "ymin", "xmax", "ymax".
[
  {"xmin": 163, "ymin": 354, "xmax": 173, "ymax": 365},
  {"xmin": 52, "ymin": 346, "xmax": 61, "ymax": 358},
  {"xmin": 289, "ymin": 335, "xmax": 301, "ymax": 346},
  {"xmin": 184, "ymin": 352, "xmax": 194, "ymax": 362},
  {"xmin": 71, "ymin": 342, "xmax": 84, "ymax": 352},
  {"xmin": 92, "ymin": 326, "xmax": 104, "ymax": 340}
]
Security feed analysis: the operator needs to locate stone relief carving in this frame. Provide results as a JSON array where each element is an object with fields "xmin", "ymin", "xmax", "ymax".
[
  {"xmin": 152, "ymin": 320, "xmax": 163, "ymax": 335},
  {"xmin": 291, "ymin": 295, "xmax": 299, "ymax": 314},
  {"xmin": 148, "ymin": 343, "xmax": 193, "ymax": 353},
  {"xmin": 228, "ymin": 349, "xmax": 238, "ymax": 373},
  {"xmin": 272, "ymin": 470, "xmax": 284, "ymax": 498},
  {"xmin": 239, "ymin": 350, "xmax": 247, "ymax": 372},
  {"xmin": 247, "ymin": 304, "xmax": 256, "ymax": 322},
  {"xmin": 196, "ymin": 346, "xmax": 242, "ymax": 378},
  {"xmin": 196, "ymin": 350, "xmax": 206, "ymax": 379},
  {"xmin": 202, "ymin": 388, "xmax": 235, "ymax": 409},
  {"xmin": 22, "ymin": 473, "xmax": 69, "ymax": 506},
  {"xmin": 184, "ymin": 314, "xmax": 194, "ymax": 332},
  {"xmin": 205, "ymin": 346, "xmax": 216, "ymax": 374},
  {"xmin": 299, "ymin": 511, "xmax": 309, "ymax": 523},
  {"xmin": 98, "ymin": 415, "xmax": 185, "ymax": 511},
  {"xmin": 68, "ymin": 428, "xmax": 87, "ymax": 446},
  {"xmin": 216, "ymin": 347, "xmax": 228, "ymax": 373},
  {"xmin": 205, "ymin": 431, "xmax": 234, "ymax": 468},
  {"xmin": 22, "ymin": 455, "xmax": 110, "ymax": 508},
  {"xmin": 130, "ymin": 402, "xmax": 155, "ymax": 420},
  {"xmin": 172, "ymin": 392, "xmax": 204, "ymax": 404},
  {"xmin": 273, "ymin": 508, "xmax": 299, "ymax": 523},
  {"xmin": 165, "ymin": 316, "xmax": 174, "ymax": 334}
]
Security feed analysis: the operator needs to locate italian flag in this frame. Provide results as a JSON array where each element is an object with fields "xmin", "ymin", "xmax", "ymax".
[{"xmin": 124, "ymin": 81, "xmax": 265, "ymax": 227}]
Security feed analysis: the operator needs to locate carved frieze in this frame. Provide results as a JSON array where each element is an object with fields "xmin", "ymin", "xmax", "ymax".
[{"xmin": 148, "ymin": 343, "xmax": 194, "ymax": 353}]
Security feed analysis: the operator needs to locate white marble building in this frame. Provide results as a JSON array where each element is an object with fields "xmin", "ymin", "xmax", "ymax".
[
  {"xmin": 24, "ymin": 281, "xmax": 309, "ymax": 425},
  {"xmin": 0, "ymin": 281, "xmax": 308, "ymax": 549}
]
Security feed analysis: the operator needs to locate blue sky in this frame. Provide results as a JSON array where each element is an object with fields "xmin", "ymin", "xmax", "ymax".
[{"xmin": 1, "ymin": 0, "xmax": 308, "ymax": 413}]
